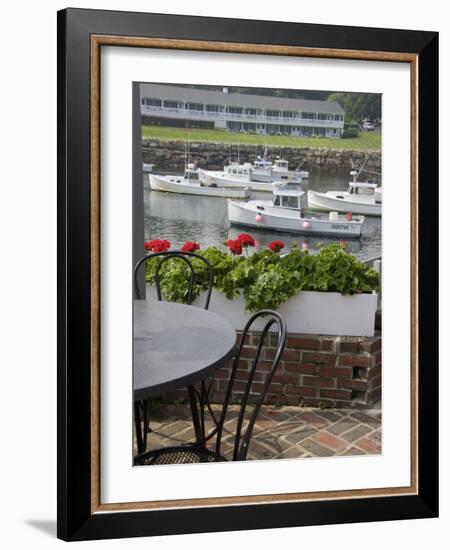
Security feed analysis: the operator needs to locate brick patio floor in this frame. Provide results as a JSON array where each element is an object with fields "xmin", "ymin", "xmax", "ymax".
[{"xmin": 135, "ymin": 403, "xmax": 382, "ymax": 461}]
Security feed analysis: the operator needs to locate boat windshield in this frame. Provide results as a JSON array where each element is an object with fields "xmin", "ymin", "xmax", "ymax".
[
  {"xmin": 185, "ymin": 170, "xmax": 199, "ymax": 180},
  {"xmin": 274, "ymin": 194, "xmax": 300, "ymax": 209},
  {"xmin": 349, "ymin": 185, "xmax": 375, "ymax": 196},
  {"xmin": 274, "ymin": 160, "xmax": 288, "ymax": 170}
]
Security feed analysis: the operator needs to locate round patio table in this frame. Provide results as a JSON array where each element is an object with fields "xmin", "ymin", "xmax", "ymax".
[{"xmin": 133, "ymin": 300, "xmax": 237, "ymax": 452}]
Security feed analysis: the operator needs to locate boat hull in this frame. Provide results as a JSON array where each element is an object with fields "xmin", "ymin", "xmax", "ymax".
[
  {"xmin": 228, "ymin": 200, "xmax": 363, "ymax": 237},
  {"xmin": 150, "ymin": 174, "xmax": 250, "ymax": 199},
  {"xmin": 308, "ymin": 190, "xmax": 381, "ymax": 216},
  {"xmin": 199, "ymin": 170, "xmax": 275, "ymax": 192}
]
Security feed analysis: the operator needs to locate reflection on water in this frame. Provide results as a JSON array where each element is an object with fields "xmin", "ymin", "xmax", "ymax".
[{"xmin": 144, "ymin": 173, "xmax": 382, "ymax": 261}]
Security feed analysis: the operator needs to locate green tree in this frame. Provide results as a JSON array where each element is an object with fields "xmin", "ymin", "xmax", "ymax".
[{"xmin": 328, "ymin": 92, "xmax": 381, "ymax": 123}]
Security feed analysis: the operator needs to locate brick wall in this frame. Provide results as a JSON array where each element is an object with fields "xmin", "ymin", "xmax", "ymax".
[
  {"xmin": 215, "ymin": 332, "xmax": 381, "ymax": 409},
  {"xmin": 164, "ymin": 331, "xmax": 382, "ymax": 410}
]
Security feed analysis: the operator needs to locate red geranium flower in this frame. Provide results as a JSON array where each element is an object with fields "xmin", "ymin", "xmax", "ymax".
[
  {"xmin": 226, "ymin": 239, "xmax": 243, "ymax": 256},
  {"xmin": 237, "ymin": 233, "xmax": 255, "ymax": 248},
  {"xmin": 144, "ymin": 239, "xmax": 171, "ymax": 253},
  {"xmin": 181, "ymin": 241, "xmax": 200, "ymax": 253},
  {"xmin": 268, "ymin": 240, "xmax": 285, "ymax": 253},
  {"xmin": 144, "ymin": 239, "xmax": 159, "ymax": 251}
]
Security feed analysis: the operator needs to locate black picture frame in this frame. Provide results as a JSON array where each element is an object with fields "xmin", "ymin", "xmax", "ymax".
[{"xmin": 57, "ymin": 8, "xmax": 438, "ymax": 541}]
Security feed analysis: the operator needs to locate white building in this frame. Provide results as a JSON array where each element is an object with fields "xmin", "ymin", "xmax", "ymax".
[{"xmin": 140, "ymin": 83, "xmax": 345, "ymax": 138}]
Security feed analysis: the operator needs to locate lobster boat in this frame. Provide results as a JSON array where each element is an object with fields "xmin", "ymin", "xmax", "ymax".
[
  {"xmin": 150, "ymin": 165, "xmax": 250, "ymax": 199},
  {"xmin": 228, "ymin": 184, "xmax": 364, "ymax": 238}
]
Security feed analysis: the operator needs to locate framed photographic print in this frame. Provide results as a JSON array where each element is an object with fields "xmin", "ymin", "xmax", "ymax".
[{"xmin": 57, "ymin": 8, "xmax": 438, "ymax": 541}]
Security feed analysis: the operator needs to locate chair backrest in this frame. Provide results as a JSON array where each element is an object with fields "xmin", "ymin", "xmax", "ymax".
[
  {"xmin": 133, "ymin": 251, "xmax": 213, "ymax": 309},
  {"xmin": 215, "ymin": 310, "xmax": 287, "ymax": 461}
]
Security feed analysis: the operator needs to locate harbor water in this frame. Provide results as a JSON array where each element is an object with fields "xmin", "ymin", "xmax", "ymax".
[{"xmin": 143, "ymin": 172, "xmax": 382, "ymax": 261}]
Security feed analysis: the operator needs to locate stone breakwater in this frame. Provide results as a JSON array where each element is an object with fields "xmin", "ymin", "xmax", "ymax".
[{"xmin": 142, "ymin": 139, "xmax": 381, "ymax": 176}]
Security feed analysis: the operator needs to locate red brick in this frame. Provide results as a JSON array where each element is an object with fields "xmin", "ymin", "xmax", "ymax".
[
  {"xmin": 318, "ymin": 366, "xmax": 353, "ymax": 378},
  {"xmin": 217, "ymin": 379, "xmax": 229, "ymax": 392},
  {"xmin": 320, "ymin": 388, "xmax": 352, "ymax": 400},
  {"xmin": 370, "ymin": 374, "xmax": 382, "ymax": 389},
  {"xmin": 303, "ymin": 376, "xmax": 335, "ymax": 388},
  {"xmin": 236, "ymin": 333, "xmax": 252, "ymax": 346},
  {"xmin": 255, "ymin": 361, "xmax": 276, "ymax": 372},
  {"xmin": 265, "ymin": 348, "xmax": 300, "ymax": 361},
  {"xmin": 302, "ymin": 398, "xmax": 336, "ymax": 408},
  {"xmin": 267, "ymin": 383, "xmax": 284, "ymax": 394},
  {"xmin": 368, "ymin": 365, "xmax": 381, "ymax": 379},
  {"xmin": 214, "ymin": 367, "xmax": 230, "ymax": 380},
  {"xmin": 266, "ymin": 394, "xmax": 300, "ymax": 406},
  {"xmin": 287, "ymin": 336, "xmax": 320, "ymax": 350},
  {"xmin": 232, "ymin": 381, "xmax": 264, "ymax": 394},
  {"xmin": 355, "ymin": 437, "xmax": 381, "ymax": 454},
  {"xmin": 271, "ymin": 373, "xmax": 299, "ymax": 385},
  {"xmin": 209, "ymin": 391, "xmax": 226, "ymax": 403},
  {"xmin": 240, "ymin": 346, "xmax": 257, "ymax": 358},
  {"xmin": 235, "ymin": 369, "xmax": 264, "ymax": 382},
  {"xmin": 322, "ymin": 338, "xmax": 337, "ymax": 351},
  {"xmin": 339, "ymin": 354, "xmax": 372, "ymax": 367},
  {"xmin": 313, "ymin": 431, "xmax": 348, "ymax": 452},
  {"xmin": 302, "ymin": 352, "xmax": 337, "ymax": 366},
  {"xmin": 359, "ymin": 338, "xmax": 382, "ymax": 354},
  {"xmin": 340, "ymin": 341, "xmax": 360, "ymax": 353},
  {"xmin": 374, "ymin": 351, "xmax": 382, "ymax": 365},
  {"xmin": 284, "ymin": 362, "xmax": 317, "ymax": 375},
  {"xmin": 369, "ymin": 388, "xmax": 382, "ymax": 402},
  {"xmin": 337, "ymin": 379, "xmax": 368, "ymax": 391},
  {"xmin": 285, "ymin": 385, "xmax": 319, "ymax": 397}
]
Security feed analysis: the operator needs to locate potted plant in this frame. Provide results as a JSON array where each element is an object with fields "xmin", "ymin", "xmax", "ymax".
[{"xmin": 143, "ymin": 236, "xmax": 380, "ymax": 337}]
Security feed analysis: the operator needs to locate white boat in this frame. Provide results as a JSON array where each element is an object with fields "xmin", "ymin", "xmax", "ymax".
[
  {"xmin": 143, "ymin": 163, "xmax": 155, "ymax": 173},
  {"xmin": 308, "ymin": 170, "xmax": 382, "ymax": 216},
  {"xmin": 150, "ymin": 165, "xmax": 250, "ymax": 199},
  {"xmin": 199, "ymin": 157, "xmax": 303, "ymax": 192},
  {"xmin": 228, "ymin": 184, "xmax": 364, "ymax": 238}
]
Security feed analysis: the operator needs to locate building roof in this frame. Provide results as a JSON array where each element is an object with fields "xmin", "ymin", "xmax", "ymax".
[{"xmin": 139, "ymin": 83, "xmax": 344, "ymax": 114}]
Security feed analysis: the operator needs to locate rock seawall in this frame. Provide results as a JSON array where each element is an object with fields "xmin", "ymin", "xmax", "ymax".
[{"xmin": 142, "ymin": 139, "xmax": 381, "ymax": 176}]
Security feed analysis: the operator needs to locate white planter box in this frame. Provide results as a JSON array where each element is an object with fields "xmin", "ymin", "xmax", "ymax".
[
  {"xmin": 192, "ymin": 288, "xmax": 378, "ymax": 337},
  {"xmin": 145, "ymin": 285, "xmax": 378, "ymax": 337}
]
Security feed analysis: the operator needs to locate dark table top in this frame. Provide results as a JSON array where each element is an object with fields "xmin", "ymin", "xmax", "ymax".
[{"xmin": 133, "ymin": 301, "xmax": 237, "ymax": 401}]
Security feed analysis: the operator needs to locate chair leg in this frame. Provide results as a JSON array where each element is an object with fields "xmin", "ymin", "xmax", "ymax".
[
  {"xmin": 145, "ymin": 398, "xmax": 153, "ymax": 434},
  {"xmin": 187, "ymin": 385, "xmax": 203, "ymax": 443},
  {"xmin": 134, "ymin": 401, "xmax": 144, "ymax": 454}
]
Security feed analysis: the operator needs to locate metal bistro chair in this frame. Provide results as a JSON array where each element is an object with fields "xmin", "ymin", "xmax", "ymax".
[
  {"xmin": 133, "ymin": 250, "xmax": 214, "ymax": 453},
  {"xmin": 134, "ymin": 309, "xmax": 287, "ymax": 465}
]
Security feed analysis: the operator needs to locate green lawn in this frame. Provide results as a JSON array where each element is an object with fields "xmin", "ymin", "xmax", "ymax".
[{"xmin": 142, "ymin": 125, "xmax": 381, "ymax": 151}]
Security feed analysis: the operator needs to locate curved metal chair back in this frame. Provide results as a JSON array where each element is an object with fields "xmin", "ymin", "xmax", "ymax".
[
  {"xmin": 215, "ymin": 310, "xmax": 287, "ymax": 461},
  {"xmin": 134, "ymin": 251, "xmax": 213, "ymax": 309}
]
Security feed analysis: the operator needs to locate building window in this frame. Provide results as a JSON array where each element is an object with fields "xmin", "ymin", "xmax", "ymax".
[
  {"xmin": 163, "ymin": 100, "xmax": 178, "ymax": 108},
  {"xmin": 317, "ymin": 113, "xmax": 327, "ymax": 120},
  {"xmin": 227, "ymin": 106, "xmax": 243, "ymax": 114},
  {"xmin": 302, "ymin": 112, "xmax": 316, "ymax": 120},
  {"xmin": 282, "ymin": 111, "xmax": 297, "ymax": 118},
  {"xmin": 206, "ymin": 104, "xmax": 220, "ymax": 112},
  {"xmin": 145, "ymin": 98, "xmax": 162, "ymax": 107},
  {"xmin": 266, "ymin": 110, "xmax": 281, "ymax": 118},
  {"xmin": 334, "ymin": 114, "xmax": 343, "ymax": 121},
  {"xmin": 245, "ymin": 108, "xmax": 257, "ymax": 115},
  {"xmin": 186, "ymin": 102, "xmax": 204, "ymax": 111}
]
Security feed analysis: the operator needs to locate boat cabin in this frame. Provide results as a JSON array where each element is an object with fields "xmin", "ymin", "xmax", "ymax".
[
  {"xmin": 272, "ymin": 187, "xmax": 307, "ymax": 210},
  {"xmin": 184, "ymin": 165, "xmax": 200, "ymax": 181},
  {"xmin": 273, "ymin": 158, "xmax": 289, "ymax": 172},
  {"xmin": 347, "ymin": 182, "xmax": 378, "ymax": 196},
  {"xmin": 225, "ymin": 163, "xmax": 252, "ymax": 177}
]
